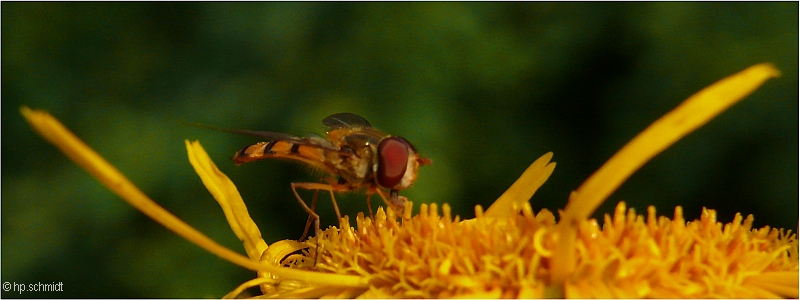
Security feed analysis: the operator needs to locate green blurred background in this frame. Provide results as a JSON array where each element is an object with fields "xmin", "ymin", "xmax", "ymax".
[{"xmin": 3, "ymin": 2, "xmax": 797, "ymax": 298}]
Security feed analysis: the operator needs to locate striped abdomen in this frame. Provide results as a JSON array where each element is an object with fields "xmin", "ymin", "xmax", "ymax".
[{"xmin": 232, "ymin": 140, "xmax": 339, "ymax": 176}]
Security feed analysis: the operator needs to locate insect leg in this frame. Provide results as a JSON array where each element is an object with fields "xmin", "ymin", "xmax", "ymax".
[
  {"xmin": 365, "ymin": 192, "xmax": 374, "ymax": 220},
  {"xmin": 293, "ymin": 182, "xmax": 350, "ymax": 224},
  {"xmin": 290, "ymin": 182, "xmax": 323, "ymax": 265},
  {"xmin": 298, "ymin": 188, "xmax": 320, "ymax": 242},
  {"xmin": 375, "ymin": 188, "xmax": 407, "ymax": 217},
  {"xmin": 291, "ymin": 182, "xmax": 353, "ymax": 264}
]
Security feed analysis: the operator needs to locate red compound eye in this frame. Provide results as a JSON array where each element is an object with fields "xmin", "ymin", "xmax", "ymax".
[{"xmin": 376, "ymin": 137, "xmax": 411, "ymax": 188}]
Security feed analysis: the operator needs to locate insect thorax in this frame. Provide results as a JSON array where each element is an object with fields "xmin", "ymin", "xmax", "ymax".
[{"xmin": 324, "ymin": 129, "xmax": 383, "ymax": 188}]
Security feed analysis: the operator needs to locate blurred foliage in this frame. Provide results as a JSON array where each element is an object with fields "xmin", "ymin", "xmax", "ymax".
[{"xmin": 2, "ymin": 2, "xmax": 797, "ymax": 298}]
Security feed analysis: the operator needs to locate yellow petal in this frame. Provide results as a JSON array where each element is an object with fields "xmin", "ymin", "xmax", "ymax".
[
  {"xmin": 552, "ymin": 63, "xmax": 781, "ymax": 284},
  {"xmin": 19, "ymin": 107, "xmax": 263, "ymax": 272},
  {"xmin": 223, "ymin": 277, "xmax": 273, "ymax": 299},
  {"xmin": 21, "ymin": 106, "xmax": 367, "ymax": 288},
  {"xmin": 20, "ymin": 106, "xmax": 143, "ymax": 203},
  {"xmin": 745, "ymin": 272, "xmax": 800, "ymax": 298},
  {"xmin": 20, "ymin": 107, "xmax": 270, "ymax": 270},
  {"xmin": 186, "ymin": 140, "xmax": 267, "ymax": 261},
  {"xmin": 564, "ymin": 63, "xmax": 780, "ymax": 221},
  {"xmin": 484, "ymin": 152, "xmax": 556, "ymax": 218}
]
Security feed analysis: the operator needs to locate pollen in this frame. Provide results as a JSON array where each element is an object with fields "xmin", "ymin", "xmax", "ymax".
[
  {"xmin": 264, "ymin": 200, "xmax": 797, "ymax": 298},
  {"xmin": 307, "ymin": 201, "xmax": 555, "ymax": 298}
]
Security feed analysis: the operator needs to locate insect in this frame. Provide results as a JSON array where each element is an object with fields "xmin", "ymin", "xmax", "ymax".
[{"xmin": 229, "ymin": 112, "xmax": 430, "ymax": 250}]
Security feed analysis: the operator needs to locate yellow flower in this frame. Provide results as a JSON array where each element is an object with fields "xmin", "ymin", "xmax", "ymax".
[{"xmin": 21, "ymin": 63, "xmax": 797, "ymax": 298}]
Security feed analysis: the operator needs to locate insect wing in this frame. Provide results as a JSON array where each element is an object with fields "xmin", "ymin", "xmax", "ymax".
[
  {"xmin": 223, "ymin": 128, "xmax": 344, "ymax": 153},
  {"xmin": 322, "ymin": 113, "xmax": 372, "ymax": 129},
  {"xmin": 304, "ymin": 132, "xmax": 337, "ymax": 150},
  {"xmin": 227, "ymin": 128, "xmax": 305, "ymax": 142}
]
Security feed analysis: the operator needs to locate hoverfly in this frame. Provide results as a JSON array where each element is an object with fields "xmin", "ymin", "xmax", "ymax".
[{"xmin": 228, "ymin": 112, "xmax": 430, "ymax": 248}]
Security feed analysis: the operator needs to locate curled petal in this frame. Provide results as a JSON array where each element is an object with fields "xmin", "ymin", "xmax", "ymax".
[{"xmin": 186, "ymin": 140, "xmax": 267, "ymax": 261}]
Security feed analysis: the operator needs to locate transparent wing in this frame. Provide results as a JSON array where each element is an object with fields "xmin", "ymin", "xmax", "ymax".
[
  {"xmin": 322, "ymin": 113, "xmax": 372, "ymax": 129},
  {"xmin": 232, "ymin": 129, "xmax": 342, "ymax": 151},
  {"xmin": 304, "ymin": 132, "xmax": 337, "ymax": 150},
  {"xmin": 187, "ymin": 122, "xmax": 341, "ymax": 151}
]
